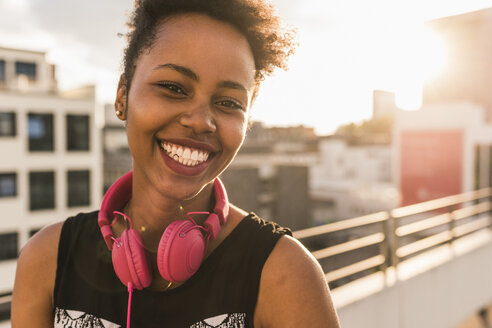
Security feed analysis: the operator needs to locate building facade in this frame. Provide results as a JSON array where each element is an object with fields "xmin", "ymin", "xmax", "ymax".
[
  {"xmin": 0, "ymin": 47, "xmax": 101, "ymax": 311},
  {"xmin": 390, "ymin": 7, "xmax": 492, "ymax": 205},
  {"xmin": 393, "ymin": 102, "xmax": 492, "ymax": 206},
  {"xmin": 221, "ymin": 122, "xmax": 317, "ymax": 231},
  {"xmin": 310, "ymin": 136, "xmax": 398, "ymax": 223},
  {"xmin": 102, "ymin": 103, "xmax": 131, "ymax": 191},
  {"xmin": 222, "ymin": 122, "xmax": 398, "ymax": 229},
  {"xmin": 423, "ymin": 7, "xmax": 492, "ymax": 122}
]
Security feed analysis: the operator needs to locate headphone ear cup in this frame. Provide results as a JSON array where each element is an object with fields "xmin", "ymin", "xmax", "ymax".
[
  {"xmin": 112, "ymin": 229, "xmax": 152, "ymax": 290},
  {"xmin": 157, "ymin": 220, "xmax": 205, "ymax": 283}
]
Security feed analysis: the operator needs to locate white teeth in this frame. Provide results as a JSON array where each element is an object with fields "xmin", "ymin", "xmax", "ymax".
[
  {"xmin": 183, "ymin": 148, "xmax": 191, "ymax": 160},
  {"xmin": 160, "ymin": 141, "xmax": 211, "ymax": 167}
]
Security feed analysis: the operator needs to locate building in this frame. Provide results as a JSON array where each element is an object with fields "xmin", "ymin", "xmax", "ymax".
[
  {"xmin": 222, "ymin": 122, "xmax": 398, "ymax": 229},
  {"xmin": 373, "ymin": 89, "xmax": 397, "ymax": 120},
  {"xmin": 0, "ymin": 46, "xmax": 101, "ymax": 316},
  {"xmin": 310, "ymin": 136, "xmax": 398, "ymax": 223},
  {"xmin": 390, "ymin": 7, "xmax": 492, "ymax": 206},
  {"xmin": 102, "ymin": 103, "xmax": 131, "ymax": 191},
  {"xmin": 221, "ymin": 122, "xmax": 318, "ymax": 230},
  {"xmin": 221, "ymin": 164, "xmax": 311, "ymax": 231},
  {"xmin": 393, "ymin": 102, "xmax": 492, "ymax": 206},
  {"xmin": 423, "ymin": 7, "xmax": 492, "ymax": 121}
]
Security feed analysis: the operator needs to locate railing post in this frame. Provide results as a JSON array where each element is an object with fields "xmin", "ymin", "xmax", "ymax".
[
  {"xmin": 379, "ymin": 214, "xmax": 390, "ymax": 274},
  {"xmin": 391, "ymin": 214, "xmax": 399, "ymax": 269},
  {"xmin": 385, "ymin": 212, "xmax": 399, "ymax": 270},
  {"xmin": 489, "ymin": 188, "xmax": 492, "ymax": 231},
  {"xmin": 448, "ymin": 205, "xmax": 457, "ymax": 243}
]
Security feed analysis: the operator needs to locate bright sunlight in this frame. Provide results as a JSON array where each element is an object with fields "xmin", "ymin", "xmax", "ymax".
[{"xmin": 395, "ymin": 25, "xmax": 449, "ymax": 111}]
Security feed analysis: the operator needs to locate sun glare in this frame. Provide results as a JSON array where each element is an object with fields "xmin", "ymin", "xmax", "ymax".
[
  {"xmin": 420, "ymin": 27, "xmax": 448, "ymax": 81},
  {"xmin": 395, "ymin": 25, "xmax": 449, "ymax": 111},
  {"xmin": 2, "ymin": 0, "xmax": 29, "ymax": 11}
]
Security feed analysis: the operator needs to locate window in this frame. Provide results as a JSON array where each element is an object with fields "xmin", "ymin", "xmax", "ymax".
[
  {"xmin": 0, "ymin": 173, "xmax": 17, "ymax": 197},
  {"xmin": 15, "ymin": 61, "xmax": 37, "ymax": 80},
  {"xmin": 66, "ymin": 114, "xmax": 90, "ymax": 151},
  {"xmin": 30, "ymin": 228, "xmax": 41, "ymax": 237},
  {"xmin": 0, "ymin": 233, "xmax": 18, "ymax": 260},
  {"xmin": 29, "ymin": 171, "xmax": 55, "ymax": 210},
  {"xmin": 0, "ymin": 112, "xmax": 16, "ymax": 136},
  {"xmin": 28, "ymin": 113, "xmax": 54, "ymax": 151},
  {"xmin": 67, "ymin": 170, "xmax": 90, "ymax": 207},
  {"xmin": 0, "ymin": 60, "xmax": 5, "ymax": 82}
]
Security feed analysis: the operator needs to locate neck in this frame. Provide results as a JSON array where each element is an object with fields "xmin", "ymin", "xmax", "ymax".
[{"xmin": 121, "ymin": 171, "xmax": 215, "ymax": 251}]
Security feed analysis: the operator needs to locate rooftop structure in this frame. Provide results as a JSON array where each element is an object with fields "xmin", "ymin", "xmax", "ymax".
[
  {"xmin": 0, "ymin": 47, "xmax": 102, "ymax": 313},
  {"xmin": 423, "ymin": 8, "xmax": 492, "ymax": 121}
]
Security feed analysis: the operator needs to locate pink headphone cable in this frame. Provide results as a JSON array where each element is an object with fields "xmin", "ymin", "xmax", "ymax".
[
  {"xmin": 127, "ymin": 282, "xmax": 134, "ymax": 328},
  {"xmin": 114, "ymin": 210, "xmax": 219, "ymax": 327}
]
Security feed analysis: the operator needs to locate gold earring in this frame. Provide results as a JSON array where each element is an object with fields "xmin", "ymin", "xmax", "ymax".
[{"xmin": 116, "ymin": 110, "xmax": 123, "ymax": 117}]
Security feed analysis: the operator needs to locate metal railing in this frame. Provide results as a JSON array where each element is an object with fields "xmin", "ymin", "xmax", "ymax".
[
  {"xmin": 294, "ymin": 188, "xmax": 492, "ymax": 288},
  {"xmin": 1, "ymin": 189, "xmax": 491, "ymax": 319}
]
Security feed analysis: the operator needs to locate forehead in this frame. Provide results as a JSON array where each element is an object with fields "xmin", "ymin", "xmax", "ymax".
[{"xmin": 135, "ymin": 13, "xmax": 256, "ymax": 88}]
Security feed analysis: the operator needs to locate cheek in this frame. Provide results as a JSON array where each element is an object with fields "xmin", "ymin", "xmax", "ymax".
[
  {"xmin": 126, "ymin": 90, "xmax": 168, "ymax": 135},
  {"xmin": 125, "ymin": 111, "xmax": 152, "ymax": 142},
  {"xmin": 124, "ymin": 105, "xmax": 161, "ymax": 156},
  {"xmin": 223, "ymin": 117, "xmax": 248, "ymax": 152}
]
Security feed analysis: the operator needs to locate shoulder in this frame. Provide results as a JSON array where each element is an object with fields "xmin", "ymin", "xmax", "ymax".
[
  {"xmin": 11, "ymin": 211, "xmax": 98, "ymax": 326},
  {"xmin": 254, "ymin": 235, "xmax": 341, "ymax": 327},
  {"xmin": 228, "ymin": 205, "xmax": 292, "ymax": 235},
  {"xmin": 16, "ymin": 220, "xmax": 65, "ymax": 283},
  {"xmin": 11, "ymin": 220, "xmax": 65, "ymax": 326},
  {"xmin": 16, "ymin": 211, "xmax": 98, "ymax": 266}
]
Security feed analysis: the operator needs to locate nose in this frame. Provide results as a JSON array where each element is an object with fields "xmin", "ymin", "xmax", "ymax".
[{"xmin": 177, "ymin": 102, "xmax": 216, "ymax": 135}]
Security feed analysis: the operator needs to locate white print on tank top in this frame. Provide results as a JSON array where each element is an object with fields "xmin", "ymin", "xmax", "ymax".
[
  {"xmin": 54, "ymin": 308, "xmax": 245, "ymax": 327},
  {"xmin": 55, "ymin": 308, "xmax": 121, "ymax": 328},
  {"xmin": 190, "ymin": 313, "xmax": 246, "ymax": 327}
]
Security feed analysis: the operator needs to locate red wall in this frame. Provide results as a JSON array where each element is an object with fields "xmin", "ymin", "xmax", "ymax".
[{"xmin": 400, "ymin": 130, "xmax": 463, "ymax": 206}]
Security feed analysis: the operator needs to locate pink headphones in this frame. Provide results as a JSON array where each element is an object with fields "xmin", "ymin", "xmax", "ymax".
[{"xmin": 98, "ymin": 171, "xmax": 229, "ymax": 290}]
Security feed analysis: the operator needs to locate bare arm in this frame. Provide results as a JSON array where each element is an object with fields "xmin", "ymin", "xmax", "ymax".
[
  {"xmin": 11, "ymin": 222, "xmax": 63, "ymax": 328},
  {"xmin": 254, "ymin": 235, "xmax": 340, "ymax": 328}
]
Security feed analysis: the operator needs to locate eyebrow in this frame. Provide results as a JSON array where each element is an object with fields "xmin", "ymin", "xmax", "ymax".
[
  {"xmin": 217, "ymin": 80, "xmax": 248, "ymax": 93},
  {"xmin": 154, "ymin": 63, "xmax": 248, "ymax": 93},
  {"xmin": 153, "ymin": 63, "xmax": 198, "ymax": 81}
]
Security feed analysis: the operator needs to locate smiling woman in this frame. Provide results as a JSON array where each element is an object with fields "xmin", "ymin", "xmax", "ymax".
[{"xmin": 11, "ymin": 0, "xmax": 340, "ymax": 327}]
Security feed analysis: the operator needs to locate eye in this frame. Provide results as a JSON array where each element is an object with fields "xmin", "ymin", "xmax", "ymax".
[
  {"xmin": 155, "ymin": 81, "xmax": 188, "ymax": 96},
  {"xmin": 215, "ymin": 98, "xmax": 245, "ymax": 111}
]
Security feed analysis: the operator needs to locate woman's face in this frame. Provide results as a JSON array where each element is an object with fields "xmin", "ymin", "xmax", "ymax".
[{"xmin": 118, "ymin": 14, "xmax": 256, "ymax": 200}]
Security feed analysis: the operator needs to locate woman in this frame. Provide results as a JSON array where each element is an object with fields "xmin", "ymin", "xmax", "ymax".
[{"xmin": 12, "ymin": 0, "xmax": 340, "ymax": 327}]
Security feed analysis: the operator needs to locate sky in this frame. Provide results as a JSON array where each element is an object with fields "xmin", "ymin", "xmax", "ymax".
[{"xmin": 1, "ymin": 0, "xmax": 491, "ymax": 135}]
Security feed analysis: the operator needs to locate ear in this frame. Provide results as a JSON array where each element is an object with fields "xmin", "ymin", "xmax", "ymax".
[{"xmin": 115, "ymin": 74, "xmax": 128, "ymax": 121}]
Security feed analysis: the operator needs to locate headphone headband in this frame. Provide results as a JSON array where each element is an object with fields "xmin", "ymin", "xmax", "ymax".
[{"xmin": 98, "ymin": 171, "xmax": 229, "ymax": 250}]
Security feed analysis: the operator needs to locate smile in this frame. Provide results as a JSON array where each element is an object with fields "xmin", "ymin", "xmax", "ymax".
[{"xmin": 159, "ymin": 141, "xmax": 211, "ymax": 167}]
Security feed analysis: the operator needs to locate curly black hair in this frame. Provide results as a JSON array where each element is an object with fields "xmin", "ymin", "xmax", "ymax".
[{"xmin": 122, "ymin": 0, "xmax": 296, "ymax": 90}]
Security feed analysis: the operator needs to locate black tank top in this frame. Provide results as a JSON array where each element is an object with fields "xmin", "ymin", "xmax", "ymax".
[{"xmin": 53, "ymin": 211, "xmax": 291, "ymax": 327}]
